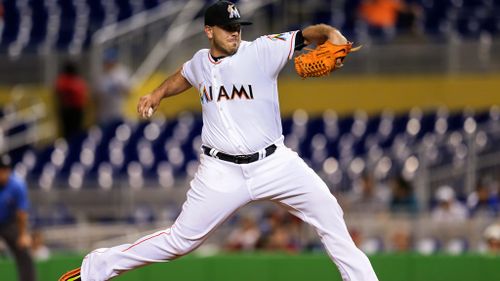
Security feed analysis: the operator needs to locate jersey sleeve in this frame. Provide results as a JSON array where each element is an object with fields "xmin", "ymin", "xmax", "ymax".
[
  {"xmin": 181, "ymin": 59, "xmax": 196, "ymax": 87},
  {"xmin": 181, "ymin": 50, "xmax": 205, "ymax": 87},
  {"xmin": 254, "ymin": 30, "xmax": 299, "ymax": 78}
]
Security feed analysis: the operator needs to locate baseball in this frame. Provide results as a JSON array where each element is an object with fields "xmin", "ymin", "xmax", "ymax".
[{"xmin": 147, "ymin": 107, "xmax": 153, "ymax": 118}]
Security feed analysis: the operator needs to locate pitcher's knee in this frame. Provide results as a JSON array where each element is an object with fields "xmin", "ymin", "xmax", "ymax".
[
  {"xmin": 169, "ymin": 229, "xmax": 204, "ymax": 256},
  {"xmin": 82, "ymin": 248, "xmax": 114, "ymax": 280}
]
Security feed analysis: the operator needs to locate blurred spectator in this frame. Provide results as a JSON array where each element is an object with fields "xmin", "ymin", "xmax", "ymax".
[
  {"xmin": 431, "ymin": 185, "xmax": 468, "ymax": 223},
  {"xmin": 262, "ymin": 225, "xmax": 294, "ymax": 252},
  {"xmin": 31, "ymin": 230, "xmax": 50, "ymax": 261},
  {"xmin": 359, "ymin": 0, "xmax": 403, "ymax": 40},
  {"xmin": 390, "ymin": 229, "xmax": 412, "ymax": 252},
  {"xmin": 347, "ymin": 173, "xmax": 389, "ymax": 214},
  {"xmin": 349, "ymin": 229, "xmax": 384, "ymax": 254},
  {"xmin": 483, "ymin": 223, "xmax": 500, "ymax": 255},
  {"xmin": 389, "ymin": 176, "xmax": 418, "ymax": 215},
  {"xmin": 96, "ymin": 48, "xmax": 131, "ymax": 124},
  {"xmin": 54, "ymin": 61, "xmax": 89, "ymax": 140},
  {"xmin": 349, "ymin": 228, "xmax": 363, "ymax": 248},
  {"xmin": 257, "ymin": 208, "xmax": 301, "ymax": 253},
  {"xmin": 467, "ymin": 181, "xmax": 500, "ymax": 217},
  {"xmin": 0, "ymin": 155, "xmax": 36, "ymax": 281},
  {"xmin": 225, "ymin": 216, "xmax": 261, "ymax": 252},
  {"xmin": 359, "ymin": 0, "xmax": 422, "ymax": 40},
  {"xmin": 396, "ymin": 0, "xmax": 423, "ymax": 36},
  {"xmin": 258, "ymin": 208, "xmax": 285, "ymax": 238}
]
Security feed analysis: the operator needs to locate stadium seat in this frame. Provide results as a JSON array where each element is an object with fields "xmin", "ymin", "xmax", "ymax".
[
  {"xmin": 1, "ymin": 0, "xmax": 20, "ymax": 48},
  {"xmin": 116, "ymin": 0, "xmax": 133, "ymax": 22},
  {"xmin": 361, "ymin": 236, "xmax": 384, "ymax": 254},
  {"xmin": 55, "ymin": 0, "xmax": 76, "ymax": 49},
  {"xmin": 90, "ymin": 119, "xmax": 125, "ymax": 174},
  {"xmin": 416, "ymin": 237, "xmax": 440, "ymax": 255},
  {"xmin": 445, "ymin": 237, "xmax": 469, "ymax": 255},
  {"xmin": 87, "ymin": 0, "xmax": 105, "ymax": 31},
  {"xmin": 2, "ymin": 0, "xmax": 499, "ymax": 54},
  {"xmin": 97, "ymin": 161, "xmax": 114, "ymax": 189},
  {"xmin": 17, "ymin": 107, "xmax": 497, "ymax": 192},
  {"xmin": 127, "ymin": 161, "xmax": 144, "ymax": 189},
  {"xmin": 144, "ymin": 0, "xmax": 161, "ymax": 10},
  {"xmin": 27, "ymin": 0, "xmax": 48, "ymax": 50},
  {"xmin": 128, "ymin": 205, "xmax": 155, "ymax": 225},
  {"xmin": 59, "ymin": 132, "xmax": 88, "ymax": 176}
]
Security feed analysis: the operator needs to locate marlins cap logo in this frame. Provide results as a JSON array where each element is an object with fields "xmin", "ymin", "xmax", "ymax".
[{"xmin": 227, "ymin": 4, "xmax": 240, "ymax": 19}]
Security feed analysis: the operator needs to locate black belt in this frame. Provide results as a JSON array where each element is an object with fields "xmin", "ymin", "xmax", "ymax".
[{"xmin": 202, "ymin": 144, "xmax": 277, "ymax": 164}]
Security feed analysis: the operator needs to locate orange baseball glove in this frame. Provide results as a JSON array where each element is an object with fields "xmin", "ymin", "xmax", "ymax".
[{"xmin": 294, "ymin": 41, "xmax": 361, "ymax": 78}]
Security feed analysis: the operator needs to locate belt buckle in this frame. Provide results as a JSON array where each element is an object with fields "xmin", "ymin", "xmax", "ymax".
[{"xmin": 234, "ymin": 155, "xmax": 251, "ymax": 164}]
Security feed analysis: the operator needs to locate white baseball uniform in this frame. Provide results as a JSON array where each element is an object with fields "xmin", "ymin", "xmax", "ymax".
[{"xmin": 80, "ymin": 31, "xmax": 378, "ymax": 281}]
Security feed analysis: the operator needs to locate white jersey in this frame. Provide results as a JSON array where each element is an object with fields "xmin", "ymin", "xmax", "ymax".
[{"xmin": 181, "ymin": 30, "xmax": 299, "ymax": 154}]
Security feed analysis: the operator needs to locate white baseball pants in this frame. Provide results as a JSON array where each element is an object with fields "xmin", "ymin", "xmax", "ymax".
[{"xmin": 81, "ymin": 144, "xmax": 378, "ymax": 281}]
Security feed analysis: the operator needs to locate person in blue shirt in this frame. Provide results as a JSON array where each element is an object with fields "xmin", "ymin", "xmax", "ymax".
[{"xmin": 0, "ymin": 155, "xmax": 36, "ymax": 281}]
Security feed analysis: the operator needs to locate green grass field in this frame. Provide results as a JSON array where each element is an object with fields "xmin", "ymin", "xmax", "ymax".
[{"xmin": 1, "ymin": 253, "xmax": 499, "ymax": 281}]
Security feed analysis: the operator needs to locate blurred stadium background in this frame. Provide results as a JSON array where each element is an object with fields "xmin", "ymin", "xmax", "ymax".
[{"xmin": 1, "ymin": 0, "xmax": 500, "ymax": 280}]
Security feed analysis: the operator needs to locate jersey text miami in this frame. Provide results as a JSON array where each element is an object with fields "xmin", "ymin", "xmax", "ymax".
[{"xmin": 181, "ymin": 31, "xmax": 298, "ymax": 154}]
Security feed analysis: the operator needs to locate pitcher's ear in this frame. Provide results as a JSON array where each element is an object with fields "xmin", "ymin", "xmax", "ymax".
[{"xmin": 205, "ymin": 25, "xmax": 214, "ymax": 39}]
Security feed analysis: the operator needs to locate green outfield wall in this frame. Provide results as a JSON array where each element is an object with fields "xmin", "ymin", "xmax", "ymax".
[{"xmin": 1, "ymin": 253, "xmax": 499, "ymax": 281}]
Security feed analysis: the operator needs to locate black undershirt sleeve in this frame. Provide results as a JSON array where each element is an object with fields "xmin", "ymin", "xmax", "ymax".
[{"xmin": 294, "ymin": 30, "xmax": 306, "ymax": 51}]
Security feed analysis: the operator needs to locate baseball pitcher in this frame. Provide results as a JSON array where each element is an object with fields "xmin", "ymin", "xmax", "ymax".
[{"xmin": 59, "ymin": 1, "xmax": 377, "ymax": 280}]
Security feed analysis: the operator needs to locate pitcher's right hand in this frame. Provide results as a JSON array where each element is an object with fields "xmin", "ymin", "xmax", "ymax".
[{"xmin": 137, "ymin": 92, "xmax": 161, "ymax": 119}]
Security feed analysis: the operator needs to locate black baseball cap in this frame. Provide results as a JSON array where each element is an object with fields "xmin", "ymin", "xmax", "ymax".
[{"xmin": 204, "ymin": 1, "xmax": 252, "ymax": 27}]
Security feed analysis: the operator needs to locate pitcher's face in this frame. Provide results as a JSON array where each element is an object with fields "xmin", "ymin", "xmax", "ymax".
[{"xmin": 206, "ymin": 24, "xmax": 242, "ymax": 56}]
